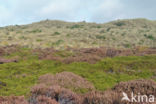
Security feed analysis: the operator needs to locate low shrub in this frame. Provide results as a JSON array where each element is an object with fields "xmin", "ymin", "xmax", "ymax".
[
  {"xmin": 29, "ymin": 84, "xmax": 82, "ymax": 104},
  {"xmin": 96, "ymin": 35, "xmax": 106, "ymax": 40},
  {"xmin": 83, "ymin": 91, "xmax": 121, "ymax": 104},
  {"xmin": 38, "ymin": 72, "xmax": 95, "ymax": 92},
  {"xmin": 113, "ymin": 79, "xmax": 156, "ymax": 97},
  {"xmin": 0, "ymin": 96, "xmax": 28, "ymax": 104}
]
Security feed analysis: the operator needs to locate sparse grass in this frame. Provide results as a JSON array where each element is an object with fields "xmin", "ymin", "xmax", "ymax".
[{"xmin": 0, "ymin": 19, "xmax": 156, "ymax": 49}]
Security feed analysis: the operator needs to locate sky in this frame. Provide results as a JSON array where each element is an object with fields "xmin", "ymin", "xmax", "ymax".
[{"xmin": 0, "ymin": 0, "xmax": 156, "ymax": 26}]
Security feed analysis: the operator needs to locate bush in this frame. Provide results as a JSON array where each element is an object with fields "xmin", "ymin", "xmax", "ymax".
[
  {"xmin": 70, "ymin": 24, "xmax": 83, "ymax": 29},
  {"xmin": 113, "ymin": 79, "xmax": 156, "ymax": 97},
  {"xmin": 38, "ymin": 72, "xmax": 95, "ymax": 92},
  {"xmin": 96, "ymin": 35, "xmax": 106, "ymax": 40},
  {"xmin": 29, "ymin": 84, "xmax": 82, "ymax": 104},
  {"xmin": 124, "ymin": 44, "xmax": 131, "ymax": 48},
  {"xmin": 55, "ymin": 40, "xmax": 64, "ymax": 45},
  {"xmin": 0, "ymin": 96, "xmax": 28, "ymax": 104},
  {"xmin": 100, "ymin": 30, "xmax": 105, "ymax": 33},
  {"xmin": 83, "ymin": 91, "xmax": 121, "ymax": 104},
  {"xmin": 35, "ymin": 96, "xmax": 58, "ymax": 104},
  {"xmin": 144, "ymin": 34, "xmax": 155, "ymax": 40},
  {"xmin": 106, "ymin": 27, "xmax": 111, "ymax": 32},
  {"xmin": 96, "ymin": 25, "xmax": 102, "ymax": 28},
  {"xmin": 114, "ymin": 21, "xmax": 126, "ymax": 26},
  {"xmin": 53, "ymin": 32, "xmax": 60, "ymax": 36},
  {"xmin": 147, "ymin": 35, "xmax": 155, "ymax": 40},
  {"xmin": 29, "ymin": 29, "xmax": 42, "ymax": 33},
  {"xmin": 19, "ymin": 36, "xmax": 27, "ymax": 40}
]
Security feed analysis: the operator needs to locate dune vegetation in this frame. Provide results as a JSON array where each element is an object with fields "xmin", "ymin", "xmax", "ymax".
[
  {"xmin": 0, "ymin": 18, "xmax": 155, "ymax": 49},
  {"xmin": 0, "ymin": 19, "xmax": 156, "ymax": 104}
]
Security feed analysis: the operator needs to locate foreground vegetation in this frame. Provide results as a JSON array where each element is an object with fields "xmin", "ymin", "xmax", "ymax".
[{"xmin": 0, "ymin": 48, "xmax": 155, "ymax": 96}]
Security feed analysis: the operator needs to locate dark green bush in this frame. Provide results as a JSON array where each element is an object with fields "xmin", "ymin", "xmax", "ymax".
[
  {"xmin": 114, "ymin": 21, "xmax": 125, "ymax": 26},
  {"xmin": 96, "ymin": 35, "xmax": 106, "ymax": 40},
  {"xmin": 144, "ymin": 34, "xmax": 155, "ymax": 40},
  {"xmin": 53, "ymin": 32, "xmax": 60, "ymax": 35}
]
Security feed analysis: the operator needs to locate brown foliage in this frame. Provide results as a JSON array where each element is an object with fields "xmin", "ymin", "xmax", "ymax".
[
  {"xmin": 0, "ymin": 58, "xmax": 18, "ymax": 64},
  {"xmin": 0, "ymin": 96, "xmax": 28, "ymax": 104},
  {"xmin": 1, "ymin": 46, "xmax": 154, "ymax": 64},
  {"xmin": 0, "ymin": 45, "xmax": 19, "ymax": 64},
  {"xmin": 35, "ymin": 96, "xmax": 58, "ymax": 104},
  {"xmin": 38, "ymin": 72, "xmax": 95, "ymax": 91},
  {"xmin": 83, "ymin": 90, "xmax": 121, "ymax": 104},
  {"xmin": 113, "ymin": 79, "xmax": 156, "ymax": 97},
  {"xmin": 30, "ymin": 84, "xmax": 82, "ymax": 104},
  {"xmin": 37, "ymin": 47, "xmax": 156, "ymax": 64},
  {"xmin": 0, "ymin": 45, "xmax": 20, "ymax": 56},
  {"xmin": 1, "ymin": 79, "xmax": 156, "ymax": 104}
]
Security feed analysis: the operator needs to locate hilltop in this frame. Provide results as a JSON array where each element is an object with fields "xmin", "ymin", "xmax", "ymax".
[{"xmin": 0, "ymin": 18, "xmax": 156, "ymax": 49}]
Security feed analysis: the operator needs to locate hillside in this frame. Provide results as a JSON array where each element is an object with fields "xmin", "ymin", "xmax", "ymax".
[
  {"xmin": 0, "ymin": 19, "xmax": 156, "ymax": 103},
  {"xmin": 0, "ymin": 18, "xmax": 155, "ymax": 49}
]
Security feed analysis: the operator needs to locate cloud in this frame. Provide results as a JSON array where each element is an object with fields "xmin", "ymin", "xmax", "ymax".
[
  {"xmin": 39, "ymin": 0, "xmax": 79, "ymax": 20},
  {"xmin": 0, "ymin": 5, "xmax": 14, "ymax": 26},
  {"xmin": 0, "ymin": 0, "xmax": 156, "ymax": 26},
  {"xmin": 38, "ymin": 0, "xmax": 93, "ymax": 21},
  {"xmin": 90, "ymin": 0, "xmax": 124, "ymax": 22}
]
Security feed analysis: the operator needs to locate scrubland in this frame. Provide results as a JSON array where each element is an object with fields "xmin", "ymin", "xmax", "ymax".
[
  {"xmin": 0, "ymin": 19, "xmax": 156, "ymax": 104},
  {"xmin": 0, "ymin": 18, "xmax": 155, "ymax": 49}
]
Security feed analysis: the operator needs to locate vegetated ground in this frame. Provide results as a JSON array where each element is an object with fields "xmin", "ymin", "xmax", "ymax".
[
  {"xmin": 0, "ymin": 18, "xmax": 156, "ymax": 49},
  {"xmin": 0, "ymin": 18, "xmax": 156, "ymax": 104},
  {"xmin": 0, "ymin": 45, "xmax": 155, "ymax": 103}
]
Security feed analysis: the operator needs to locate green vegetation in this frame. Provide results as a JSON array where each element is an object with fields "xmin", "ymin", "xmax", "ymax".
[
  {"xmin": 19, "ymin": 36, "xmax": 27, "ymax": 40},
  {"xmin": 96, "ymin": 35, "xmax": 106, "ymax": 40},
  {"xmin": 51, "ymin": 39, "xmax": 64, "ymax": 46},
  {"xmin": 30, "ymin": 29, "xmax": 42, "ymax": 33},
  {"xmin": 124, "ymin": 43, "xmax": 131, "ymax": 48},
  {"xmin": 0, "ymin": 48, "xmax": 155, "ymax": 96},
  {"xmin": 69, "ymin": 24, "xmax": 84, "ymax": 29},
  {"xmin": 113, "ymin": 21, "xmax": 126, "ymax": 26},
  {"xmin": 144, "ymin": 34, "xmax": 155, "ymax": 40},
  {"xmin": 53, "ymin": 31, "xmax": 61, "ymax": 36}
]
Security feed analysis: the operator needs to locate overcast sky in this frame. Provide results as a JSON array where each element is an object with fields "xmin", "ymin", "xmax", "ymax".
[{"xmin": 0, "ymin": 0, "xmax": 156, "ymax": 26}]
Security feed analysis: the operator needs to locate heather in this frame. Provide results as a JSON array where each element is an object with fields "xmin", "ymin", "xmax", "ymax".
[{"xmin": 0, "ymin": 47, "xmax": 155, "ymax": 96}]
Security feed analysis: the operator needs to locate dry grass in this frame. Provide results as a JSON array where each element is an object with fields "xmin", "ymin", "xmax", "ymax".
[{"xmin": 0, "ymin": 18, "xmax": 155, "ymax": 49}]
